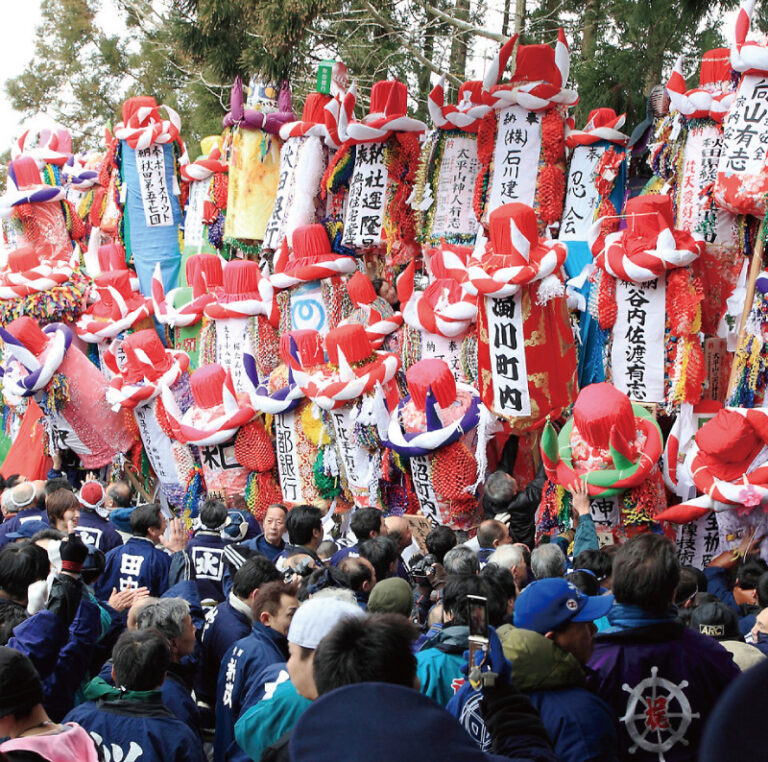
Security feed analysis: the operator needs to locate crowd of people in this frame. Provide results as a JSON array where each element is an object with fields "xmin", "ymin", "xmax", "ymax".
[{"xmin": 0, "ymin": 468, "xmax": 765, "ymax": 762}]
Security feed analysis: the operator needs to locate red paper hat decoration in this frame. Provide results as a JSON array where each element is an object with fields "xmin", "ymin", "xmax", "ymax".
[
  {"xmin": 114, "ymin": 95, "xmax": 182, "ymax": 150},
  {"xmin": 399, "ymin": 251, "xmax": 477, "ymax": 339},
  {"xmin": 456, "ymin": 203, "xmax": 568, "ymax": 300},
  {"xmin": 279, "ymin": 91, "xmax": 334, "ymax": 141},
  {"xmin": 592, "ymin": 195, "xmax": 705, "ymax": 283},
  {"xmin": 204, "ymin": 259, "xmax": 277, "ymax": 323},
  {"xmin": 658, "ymin": 407, "xmax": 768, "ymax": 519},
  {"xmin": 340, "ymin": 272, "xmax": 404, "ymax": 349},
  {"xmin": 104, "ymin": 328, "xmax": 190, "ymax": 410},
  {"xmin": 565, "ymin": 108, "xmax": 629, "ymax": 148},
  {"xmin": 271, "ymin": 224, "xmax": 357, "ymax": 288},
  {"xmin": 665, "ymin": 48, "xmax": 736, "ymax": 122},
  {"xmin": 342, "ymin": 79, "xmax": 427, "ymax": 143},
  {"xmin": 294, "ymin": 323, "xmax": 400, "ymax": 410},
  {"xmin": 160, "ymin": 362, "xmax": 255, "ymax": 446},
  {"xmin": 428, "ymin": 78, "xmax": 492, "ymax": 132},
  {"xmin": 75, "ymin": 270, "xmax": 152, "ymax": 343},
  {"xmin": 280, "ymin": 329, "xmax": 325, "ymax": 368},
  {"xmin": 731, "ymin": 0, "xmax": 768, "ymax": 75},
  {"xmin": 483, "ymin": 30, "xmax": 577, "ymax": 110},
  {"xmin": 406, "ymin": 359, "xmax": 458, "ymax": 410},
  {"xmin": 0, "ymin": 244, "xmax": 75, "ymax": 300}
]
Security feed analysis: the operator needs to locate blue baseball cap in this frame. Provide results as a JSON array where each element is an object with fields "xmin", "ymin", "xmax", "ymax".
[
  {"xmin": 6, "ymin": 521, "xmax": 48, "ymax": 541},
  {"xmin": 513, "ymin": 578, "xmax": 614, "ymax": 634}
]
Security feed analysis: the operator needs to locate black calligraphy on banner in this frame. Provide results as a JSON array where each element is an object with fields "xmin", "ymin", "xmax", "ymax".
[
  {"xmin": 487, "ymin": 106, "xmax": 540, "ymax": 215},
  {"xmin": 274, "ymin": 411, "xmax": 301, "ymax": 503},
  {"xmin": 136, "ymin": 144, "xmax": 173, "ymax": 227},
  {"xmin": 611, "ymin": 278, "xmax": 665, "ymax": 403},
  {"xmin": 342, "ymin": 142, "xmax": 387, "ymax": 247},
  {"xmin": 263, "ymin": 138, "xmax": 301, "ymax": 250},
  {"xmin": 430, "ymin": 135, "xmax": 480, "ymax": 239},
  {"xmin": 485, "ymin": 293, "xmax": 531, "ymax": 418},
  {"xmin": 410, "ymin": 455, "xmax": 441, "ymax": 525}
]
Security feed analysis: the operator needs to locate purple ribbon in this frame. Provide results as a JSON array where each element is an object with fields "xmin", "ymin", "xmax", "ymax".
[
  {"xmin": 0, "ymin": 323, "xmax": 73, "ymax": 396},
  {"xmin": 386, "ymin": 393, "xmax": 481, "ymax": 458},
  {"xmin": 222, "ymin": 77, "xmax": 296, "ymax": 134}
]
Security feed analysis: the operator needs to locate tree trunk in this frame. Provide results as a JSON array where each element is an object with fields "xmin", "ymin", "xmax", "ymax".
[
  {"xmin": 581, "ymin": 0, "xmax": 598, "ymax": 62},
  {"xmin": 514, "ymin": 0, "xmax": 525, "ymax": 35},
  {"xmin": 448, "ymin": 0, "xmax": 470, "ymax": 95},
  {"xmin": 502, "ymin": 0, "xmax": 511, "ymax": 37},
  {"xmin": 418, "ymin": 6, "xmax": 436, "ymax": 117}
]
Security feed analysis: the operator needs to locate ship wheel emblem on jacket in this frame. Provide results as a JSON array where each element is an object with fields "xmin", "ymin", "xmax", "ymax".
[{"xmin": 620, "ymin": 666, "xmax": 699, "ymax": 762}]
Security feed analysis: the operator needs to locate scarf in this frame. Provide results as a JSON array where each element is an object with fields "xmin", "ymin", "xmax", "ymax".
[{"xmin": 600, "ymin": 602, "xmax": 677, "ymax": 634}]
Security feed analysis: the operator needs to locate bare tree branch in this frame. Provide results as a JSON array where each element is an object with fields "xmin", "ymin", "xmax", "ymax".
[
  {"xmin": 412, "ymin": 0, "xmax": 506, "ymax": 43},
  {"xmin": 362, "ymin": 1, "xmax": 462, "ymax": 86}
]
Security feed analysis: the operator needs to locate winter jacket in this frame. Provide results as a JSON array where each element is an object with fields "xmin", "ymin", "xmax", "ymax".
[
  {"xmin": 9, "ymin": 595, "xmax": 101, "ymax": 721},
  {"xmin": 573, "ymin": 514, "xmax": 600, "ymax": 558},
  {"xmin": 483, "ymin": 465, "xmax": 545, "ymax": 549},
  {"xmin": 95, "ymin": 536, "xmax": 172, "ymax": 598},
  {"xmin": 214, "ymin": 620, "xmax": 289, "ymax": 762},
  {"xmin": 702, "ymin": 567, "xmax": 758, "ymax": 635},
  {"xmin": 197, "ymin": 595, "xmax": 252, "ymax": 710},
  {"xmin": 587, "ymin": 604, "xmax": 740, "ymax": 762},
  {"xmin": 1, "ymin": 722, "xmax": 99, "ymax": 762},
  {"xmin": 65, "ymin": 696, "xmax": 205, "ymax": 762},
  {"xmin": 416, "ymin": 624, "xmax": 469, "ymax": 706},
  {"xmin": 497, "ymin": 624, "xmax": 618, "ymax": 762},
  {"xmin": 75, "ymin": 510, "xmax": 124, "ymax": 554},
  {"xmin": 92, "ymin": 659, "xmax": 201, "ymax": 737},
  {"xmin": 242, "ymin": 533, "xmax": 285, "ymax": 563},
  {"xmin": 234, "ymin": 664, "xmax": 311, "ymax": 761},
  {"xmin": 186, "ymin": 530, "xmax": 229, "ymax": 605}
]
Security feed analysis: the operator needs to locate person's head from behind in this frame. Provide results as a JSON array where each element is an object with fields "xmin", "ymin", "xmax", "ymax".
[
  {"xmin": 487, "ymin": 543, "xmax": 526, "ymax": 589},
  {"xmin": 134, "ymin": 598, "xmax": 196, "ymax": 662},
  {"xmin": 425, "ymin": 525, "xmax": 456, "ymax": 564},
  {"xmin": 232, "ymin": 554, "xmax": 282, "ymax": 603},
  {"xmin": 0, "ymin": 646, "xmax": 44, "ymax": 735},
  {"xmin": 263, "ymin": 503, "xmax": 288, "ymax": 546},
  {"xmin": 573, "ymin": 549, "xmax": 614, "ymax": 587},
  {"xmin": 734, "ymin": 558, "xmax": 768, "ymax": 607},
  {"xmin": 443, "ymin": 545, "xmax": 479, "ymax": 576},
  {"xmin": 199, "ymin": 498, "xmax": 227, "ymax": 530},
  {"xmin": 566, "ymin": 569, "xmax": 601, "ymax": 596},
  {"xmin": 297, "ymin": 566, "xmax": 352, "ymax": 602},
  {"xmin": 383, "ymin": 516, "xmax": 411, "ymax": 553},
  {"xmin": 106, "ymin": 480, "xmax": 133, "ymax": 509},
  {"xmin": 4, "ymin": 475, "xmax": 25, "ymax": 490},
  {"xmin": 612, "ymin": 533, "xmax": 680, "ymax": 613},
  {"xmin": 483, "ymin": 471, "xmax": 518, "ymax": 516},
  {"xmin": 480, "ymin": 564, "xmax": 517, "ymax": 619},
  {"xmin": 112, "ymin": 629, "xmax": 170, "ymax": 692},
  {"xmin": 129, "ymin": 503, "xmax": 166, "ymax": 542},
  {"xmin": 757, "ymin": 572, "xmax": 768, "ymax": 610},
  {"xmin": 317, "ymin": 540, "xmax": 338, "ymax": 561},
  {"xmin": 286, "ymin": 505, "xmax": 323, "ymax": 549},
  {"xmin": 0, "ymin": 542, "xmax": 48, "ymax": 606},
  {"xmin": 358, "ymin": 536, "xmax": 399, "ymax": 582},
  {"xmin": 442, "ymin": 574, "xmax": 506, "ymax": 628},
  {"xmin": 675, "ymin": 566, "xmax": 703, "ymax": 609},
  {"xmin": 514, "ymin": 577, "xmax": 614, "ymax": 664},
  {"xmin": 43, "ymin": 477, "xmax": 69, "ymax": 496},
  {"xmin": 0, "ymin": 605, "xmax": 29, "ymax": 646},
  {"xmin": 350, "ymin": 507, "xmax": 386, "ymax": 543},
  {"xmin": 252, "ymin": 580, "xmax": 300, "ymax": 636},
  {"xmin": 339, "ymin": 556, "xmax": 376, "ymax": 596},
  {"xmin": 286, "ymin": 597, "xmax": 365, "ymax": 700},
  {"xmin": 313, "ymin": 614, "xmax": 418, "ymax": 695},
  {"xmin": 531, "ymin": 543, "xmax": 565, "ymax": 579},
  {"xmin": 7, "ymin": 483, "xmax": 35, "ymax": 516},
  {"xmin": 477, "ymin": 519, "xmax": 512, "ymax": 550}
]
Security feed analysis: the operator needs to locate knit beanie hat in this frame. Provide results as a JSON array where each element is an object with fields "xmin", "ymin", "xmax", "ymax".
[{"xmin": 367, "ymin": 578, "xmax": 413, "ymax": 617}]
